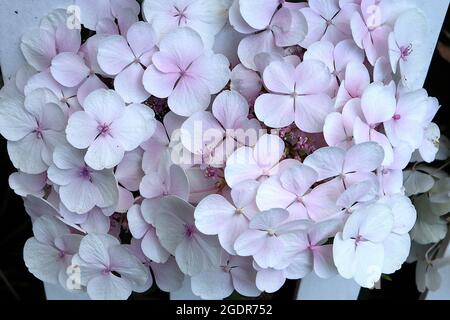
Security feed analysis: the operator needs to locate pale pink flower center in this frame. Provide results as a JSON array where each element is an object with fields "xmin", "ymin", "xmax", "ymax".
[
  {"xmin": 97, "ymin": 123, "xmax": 111, "ymax": 137},
  {"xmin": 79, "ymin": 166, "xmax": 92, "ymax": 180},
  {"xmin": 393, "ymin": 114, "xmax": 401, "ymax": 121},
  {"xmin": 34, "ymin": 122, "xmax": 44, "ymax": 139},
  {"xmin": 400, "ymin": 44, "xmax": 413, "ymax": 61},
  {"xmin": 184, "ymin": 224, "xmax": 196, "ymax": 239}
]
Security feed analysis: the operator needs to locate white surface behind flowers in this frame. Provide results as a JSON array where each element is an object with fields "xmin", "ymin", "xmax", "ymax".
[{"xmin": 0, "ymin": 0, "xmax": 448, "ymax": 301}]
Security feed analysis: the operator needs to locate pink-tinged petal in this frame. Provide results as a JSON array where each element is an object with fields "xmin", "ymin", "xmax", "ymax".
[
  {"xmin": 256, "ymin": 176, "xmax": 296, "ymax": 211},
  {"xmin": 253, "ymin": 134, "xmax": 285, "ymax": 170},
  {"xmin": 150, "ymin": 257, "xmax": 184, "ymax": 292},
  {"xmin": 140, "ymin": 172, "xmax": 165, "ymax": 199},
  {"xmin": 66, "ymin": 111, "xmax": 99, "ymax": 149},
  {"xmin": 332, "ymin": 233, "xmax": 356, "ymax": 278},
  {"xmin": 114, "ymin": 63, "xmax": 149, "ymax": 103},
  {"xmin": 263, "ymin": 60, "xmax": 296, "ymax": 94},
  {"xmin": 188, "ymin": 54, "xmax": 230, "ymax": 94},
  {"xmin": 142, "ymin": 227, "xmax": 170, "ymax": 264},
  {"xmin": 83, "ymin": 89, "xmax": 124, "ymax": 121},
  {"xmin": 109, "ymin": 106, "xmax": 147, "ymax": 151},
  {"xmin": 97, "ymin": 35, "xmax": 135, "ymax": 75},
  {"xmin": 126, "ymin": 21, "xmax": 156, "ymax": 59},
  {"xmin": 353, "ymin": 241, "xmax": 384, "ymax": 288},
  {"xmin": 323, "ymin": 112, "xmax": 352, "ymax": 149},
  {"xmin": 225, "ymin": 147, "xmax": 262, "ymax": 187},
  {"xmin": 0, "ymin": 98, "xmax": 35, "ymax": 141},
  {"xmin": 175, "ymin": 235, "xmax": 221, "ymax": 276},
  {"xmin": 350, "ymin": 12, "xmax": 368, "ymax": 49},
  {"xmin": 345, "ymin": 62, "xmax": 370, "ymax": 98},
  {"xmin": 295, "ymin": 94, "xmax": 334, "ymax": 133},
  {"xmin": 344, "ymin": 204, "xmax": 394, "ymax": 242},
  {"xmin": 50, "ymin": 53, "xmax": 90, "ymax": 88},
  {"xmin": 284, "ymin": 250, "xmax": 313, "ymax": 279},
  {"xmin": 361, "ymin": 82, "xmax": 396, "ymax": 124},
  {"xmin": 295, "ymin": 60, "xmax": 332, "ymax": 95},
  {"xmin": 309, "ymin": 0, "xmax": 340, "ymax": 20},
  {"xmin": 191, "ymin": 270, "xmax": 234, "ymax": 299},
  {"xmin": 337, "ymin": 180, "xmax": 378, "ymax": 209},
  {"xmin": 127, "ymin": 204, "xmax": 148, "ymax": 239},
  {"xmin": 212, "ymin": 90, "xmax": 249, "ymax": 129},
  {"xmin": 255, "ymin": 268, "xmax": 286, "ymax": 293},
  {"xmin": 85, "ymin": 135, "xmax": 125, "ymax": 170},
  {"xmin": 77, "ymin": 75, "xmax": 108, "ymax": 106},
  {"xmin": 96, "ymin": 18, "xmax": 119, "ymax": 35},
  {"xmin": 299, "ymin": 8, "xmax": 327, "ymax": 48},
  {"xmin": 180, "ymin": 111, "xmax": 223, "ymax": 155},
  {"xmin": 303, "ymin": 40, "xmax": 335, "ymax": 72},
  {"xmin": 255, "ymin": 94, "xmax": 295, "ymax": 128},
  {"xmin": 313, "ymin": 245, "xmax": 337, "ymax": 278},
  {"xmin": 115, "ymin": 149, "xmax": 144, "ymax": 192},
  {"xmin": 86, "ymin": 273, "xmax": 132, "ymax": 300},
  {"xmin": 280, "ymin": 164, "xmax": 318, "ymax": 196},
  {"xmin": 374, "ymin": 56, "xmax": 393, "ymax": 84},
  {"xmin": 9, "ymin": 172, "xmax": 46, "ymax": 197},
  {"xmin": 142, "ymin": 65, "xmax": 178, "ymax": 98},
  {"xmin": 194, "ymin": 194, "xmax": 236, "ymax": 235},
  {"xmin": 271, "ymin": 7, "xmax": 308, "ymax": 47},
  {"xmin": 8, "ymin": 134, "xmax": 48, "ymax": 174},
  {"xmin": 21, "ymin": 29, "xmax": 57, "ymax": 71},
  {"xmin": 168, "ymin": 76, "xmax": 211, "ymax": 117},
  {"xmin": 304, "ymin": 146, "xmax": 345, "ymax": 180},
  {"xmin": 239, "ymin": 0, "xmax": 279, "ymax": 30},
  {"xmin": 334, "ymin": 39, "xmax": 365, "ymax": 75},
  {"xmin": 218, "ymin": 215, "xmax": 250, "ymax": 255},
  {"xmin": 168, "ymin": 165, "xmax": 190, "ymax": 200},
  {"xmin": 303, "ymin": 178, "xmax": 343, "ymax": 221},
  {"xmin": 382, "ymin": 233, "xmax": 410, "ymax": 274},
  {"xmin": 234, "ymin": 229, "xmax": 266, "ymax": 256},
  {"xmin": 344, "ymin": 142, "xmax": 384, "ymax": 173},
  {"xmin": 238, "ymin": 30, "xmax": 281, "ymax": 71},
  {"xmin": 159, "ymin": 27, "xmax": 205, "ymax": 68},
  {"xmin": 230, "ymin": 64, "xmax": 262, "ymax": 104},
  {"xmin": 230, "ymin": 257, "xmax": 261, "ymax": 297},
  {"xmin": 78, "ymin": 233, "xmax": 119, "ymax": 266},
  {"xmin": 116, "ymin": 186, "xmax": 134, "ymax": 213},
  {"xmin": 229, "ymin": 0, "xmax": 258, "ymax": 34}
]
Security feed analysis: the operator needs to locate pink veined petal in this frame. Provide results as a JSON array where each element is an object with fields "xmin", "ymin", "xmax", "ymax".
[
  {"xmin": 229, "ymin": 0, "xmax": 258, "ymax": 34},
  {"xmin": 84, "ymin": 135, "xmax": 125, "ymax": 170},
  {"xmin": 303, "ymin": 146, "xmax": 345, "ymax": 180},
  {"xmin": 188, "ymin": 53, "xmax": 230, "ymax": 94},
  {"xmin": 86, "ymin": 273, "xmax": 132, "ymax": 300},
  {"xmin": 294, "ymin": 60, "xmax": 332, "ymax": 95},
  {"xmin": 126, "ymin": 205, "xmax": 148, "ymax": 239},
  {"xmin": 97, "ymin": 35, "xmax": 135, "ymax": 75},
  {"xmin": 194, "ymin": 194, "xmax": 236, "ymax": 235},
  {"xmin": 230, "ymin": 258, "xmax": 261, "ymax": 297},
  {"xmin": 50, "ymin": 52, "xmax": 90, "ymax": 88},
  {"xmin": 142, "ymin": 227, "xmax": 170, "ymax": 263},
  {"xmin": 126, "ymin": 21, "xmax": 156, "ymax": 59},
  {"xmin": 255, "ymin": 268, "xmax": 286, "ymax": 293},
  {"xmin": 280, "ymin": 164, "xmax": 318, "ymax": 196},
  {"xmin": 323, "ymin": 112, "xmax": 352, "ymax": 149},
  {"xmin": 309, "ymin": 0, "xmax": 340, "ymax": 20},
  {"xmin": 263, "ymin": 60, "xmax": 296, "ymax": 94},
  {"xmin": 77, "ymin": 75, "xmax": 108, "ymax": 106},
  {"xmin": 303, "ymin": 40, "xmax": 335, "ymax": 72},
  {"xmin": 234, "ymin": 229, "xmax": 266, "ymax": 256},
  {"xmin": 168, "ymin": 76, "xmax": 211, "ymax": 117},
  {"xmin": 350, "ymin": 12, "xmax": 368, "ymax": 49},
  {"xmin": 303, "ymin": 178, "xmax": 344, "ymax": 221},
  {"xmin": 142, "ymin": 65, "xmax": 178, "ymax": 98},
  {"xmin": 191, "ymin": 270, "xmax": 234, "ymax": 299},
  {"xmin": 343, "ymin": 142, "xmax": 384, "ymax": 173},
  {"xmin": 114, "ymin": 63, "xmax": 150, "ymax": 103},
  {"xmin": 239, "ymin": 0, "xmax": 279, "ymax": 30},
  {"xmin": 21, "ymin": 28, "xmax": 57, "ymax": 71},
  {"xmin": 256, "ymin": 175, "xmax": 297, "ymax": 211},
  {"xmin": 299, "ymin": 7, "xmax": 328, "ymax": 48},
  {"xmin": 361, "ymin": 82, "xmax": 396, "ymax": 124},
  {"xmin": 294, "ymin": 94, "xmax": 334, "ymax": 133},
  {"xmin": 66, "ymin": 111, "xmax": 99, "ymax": 149},
  {"xmin": 253, "ymin": 134, "xmax": 285, "ymax": 171},
  {"xmin": 255, "ymin": 94, "xmax": 295, "ymax": 128},
  {"xmin": 334, "ymin": 38, "xmax": 365, "ymax": 76},
  {"xmin": 212, "ymin": 90, "xmax": 249, "ymax": 129},
  {"xmin": 224, "ymin": 147, "xmax": 262, "ymax": 187},
  {"xmin": 313, "ymin": 245, "xmax": 337, "ymax": 278},
  {"xmin": 139, "ymin": 172, "xmax": 165, "ymax": 199},
  {"xmin": 110, "ymin": 105, "xmax": 147, "ymax": 151},
  {"xmin": 0, "ymin": 98, "xmax": 36, "ymax": 141},
  {"xmin": 218, "ymin": 215, "xmax": 250, "ymax": 255},
  {"xmin": 271, "ymin": 7, "xmax": 308, "ymax": 47},
  {"xmin": 168, "ymin": 165, "xmax": 190, "ymax": 201},
  {"xmin": 345, "ymin": 62, "xmax": 370, "ymax": 98},
  {"xmin": 83, "ymin": 89, "xmax": 124, "ymax": 123},
  {"xmin": 238, "ymin": 30, "xmax": 281, "ymax": 71},
  {"xmin": 150, "ymin": 257, "xmax": 184, "ymax": 292}
]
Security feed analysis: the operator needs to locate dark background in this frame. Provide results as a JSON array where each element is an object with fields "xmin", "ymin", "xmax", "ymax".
[{"xmin": 0, "ymin": 6, "xmax": 449, "ymax": 301}]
